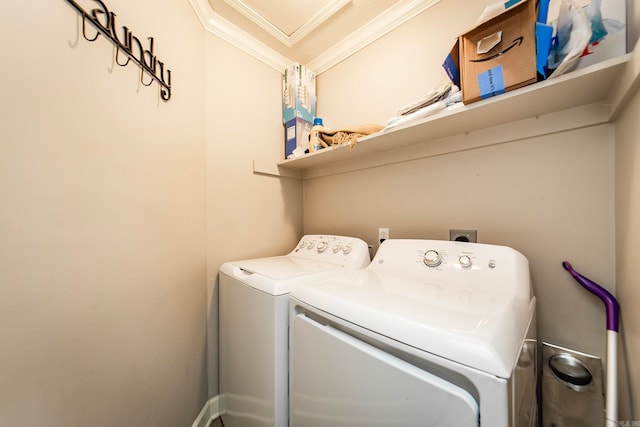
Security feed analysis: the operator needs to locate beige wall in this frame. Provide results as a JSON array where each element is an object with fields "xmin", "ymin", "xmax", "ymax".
[
  {"xmin": 310, "ymin": 0, "xmax": 638, "ymax": 421},
  {"xmin": 615, "ymin": 71, "xmax": 640, "ymax": 420},
  {"xmin": 0, "ymin": 1, "xmax": 207, "ymax": 426},
  {"xmin": 203, "ymin": 33, "xmax": 304, "ymax": 396},
  {"xmin": 629, "ymin": 0, "xmax": 639, "ymax": 52},
  {"xmin": 621, "ymin": 11, "xmax": 640, "ymax": 423}
]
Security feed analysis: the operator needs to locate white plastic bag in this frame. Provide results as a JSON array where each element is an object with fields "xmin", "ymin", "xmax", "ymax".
[{"xmin": 547, "ymin": 0, "xmax": 592, "ymax": 78}]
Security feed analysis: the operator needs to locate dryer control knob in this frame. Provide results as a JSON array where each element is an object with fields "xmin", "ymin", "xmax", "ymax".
[
  {"xmin": 459, "ymin": 255, "xmax": 472, "ymax": 269},
  {"xmin": 306, "ymin": 241, "xmax": 315, "ymax": 249},
  {"xmin": 317, "ymin": 241, "xmax": 328, "ymax": 253},
  {"xmin": 332, "ymin": 244, "xmax": 342, "ymax": 253},
  {"xmin": 423, "ymin": 250, "xmax": 442, "ymax": 267},
  {"xmin": 342, "ymin": 245, "xmax": 352, "ymax": 255}
]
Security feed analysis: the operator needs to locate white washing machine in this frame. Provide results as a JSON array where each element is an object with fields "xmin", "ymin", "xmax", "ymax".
[
  {"xmin": 289, "ymin": 239, "xmax": 537, "ymax": 427},
  {"xmin": 218, "ymin": 234, "xmax": 370, "ymax": 427}
]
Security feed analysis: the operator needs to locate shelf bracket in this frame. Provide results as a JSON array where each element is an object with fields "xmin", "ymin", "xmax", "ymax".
[{"xmin": 253, "ymin": 160, "xmax": 302, "ymax": 179}]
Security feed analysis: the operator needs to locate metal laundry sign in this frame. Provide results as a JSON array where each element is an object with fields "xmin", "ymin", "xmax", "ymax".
[{"xmin": 65, "ymin": 0, "xmax": 172, "ymax": 101}]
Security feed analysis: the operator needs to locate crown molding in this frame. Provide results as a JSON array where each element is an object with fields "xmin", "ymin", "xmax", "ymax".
[
  {"xmin": 222, "ymin": 0, "xmax": 352, "ymax": 48},
  {"xmin": 189, "ymin": 0, "xmax": 293, "ymax": 71},
  {"xmin": 189, "ymin": 0, "xmax": 441, "ymax": 74}
]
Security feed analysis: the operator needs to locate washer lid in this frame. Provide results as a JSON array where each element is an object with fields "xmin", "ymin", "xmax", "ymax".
[
  {"xmin": 220, "ymin": 256, "xmax": 343, "ymax": 295},
  {"xmin": 235, "ymin": 256, "xmax": 342, "ymax": 279},
  {"xmin": 291, "ymin": 269, "xmax": 535, "ymax": 378}
]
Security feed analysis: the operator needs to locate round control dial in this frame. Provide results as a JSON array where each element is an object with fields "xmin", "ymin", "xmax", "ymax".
[
  {"xmin": 423, "ymin": 250, "xmax": 442, "ymax": 267},
  {"xmin": 459, "ymin": 255, "xmax": 472, "ymax": 269},
  {"xmin": 342, "ymin": 245, "xmax": 352, "ymax": 255},
  {"xmin": 332, "ymin": 244, "xmax": 342, "ymax": 253},
  {"xmin": 317, "ymin": 241, "xmax": 328, "ymax": 253},
  {"xmin": 306, "ymin": 241, "xmax": 315, "ymax": 249}
]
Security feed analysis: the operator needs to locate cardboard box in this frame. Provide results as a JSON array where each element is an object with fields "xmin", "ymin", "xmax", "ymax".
[
  {"xmin": 282, "ymin": 63, "xmax": 316, "ymax": 123},
  {"xmin": 284, "ymin": 118, "xmax": 312, "ymax": 159},
  {"xmin": 452, "ymin": 0, "xmax": 538, "ymax": 104}
]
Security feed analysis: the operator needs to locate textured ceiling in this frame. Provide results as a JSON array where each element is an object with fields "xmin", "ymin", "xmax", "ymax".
[{"xmin": 208, "ymin": 0, "xmax": 403, "ymax": 64}]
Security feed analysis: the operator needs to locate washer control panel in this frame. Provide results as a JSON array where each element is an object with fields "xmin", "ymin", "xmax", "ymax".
[
  {"xmin": 370, "ymin": 239, "xmax": 531, "ymax": 300},
  {"xmin": 418, "ymin": 249, "xmax": 481, "ymax": 270},
  {"xmin": 415, "ymin": 246, "xmax": 498, "ymax": 272},
  {"xmin": 291, "ymin": 235, "xmax": 370, "ymax": 268}
]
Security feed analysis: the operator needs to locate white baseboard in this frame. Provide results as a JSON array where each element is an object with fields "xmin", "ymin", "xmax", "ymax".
[{"xmin": 192, "ymin": 396, "xmax": 221, "ymax": 427}]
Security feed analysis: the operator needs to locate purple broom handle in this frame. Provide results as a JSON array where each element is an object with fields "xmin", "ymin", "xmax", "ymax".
[{"xmin": 562, "ymin": 261, "xmax": 619, "ymax": 332}]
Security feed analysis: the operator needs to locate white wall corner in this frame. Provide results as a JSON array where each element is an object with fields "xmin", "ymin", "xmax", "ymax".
[
  {"xmin": 188, "ymin": 0, "xmax": 440, "ymax": 75},
  {"xmin": 191, "ymin": 395, "xmax": 221, "ymax": 427}
]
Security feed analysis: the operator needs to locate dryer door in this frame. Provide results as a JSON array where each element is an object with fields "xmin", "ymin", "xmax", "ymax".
[{"xmin": 291, "ymin": 314, "xmax": 479, "ymax": 427}]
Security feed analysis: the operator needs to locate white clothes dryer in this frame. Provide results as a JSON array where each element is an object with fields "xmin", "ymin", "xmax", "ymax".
[
  {"xmin": 289, "ymin": 239, "xmax": 537, "ymax": 427},
  {"xmin": 218, "ymin": 235, "xmax": 370, "ymax": 427}
]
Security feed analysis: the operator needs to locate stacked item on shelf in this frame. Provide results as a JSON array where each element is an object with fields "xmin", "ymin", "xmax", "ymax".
[
  {"xmin": 442, "ymin": 0, "xmax": 626, "ymax": 104},
  {"xmin": 385, "ymin": 82, "xmax": 462, "ymax": 131},
  {"xmin": 282, "ymin": 63, "xmax": 316, "ymax": 159}
]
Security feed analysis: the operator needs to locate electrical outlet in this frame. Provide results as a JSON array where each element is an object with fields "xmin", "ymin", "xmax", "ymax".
[
  {"xmin": 378, "ymin": 228, "xmax": 389, "ymax": 243},
  {"xmin": 450, "ymin": 229, "xmax": 477, "ymax": 243}
]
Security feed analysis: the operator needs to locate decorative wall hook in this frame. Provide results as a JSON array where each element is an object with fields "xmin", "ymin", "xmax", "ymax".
[
  {"xmin": 115, "ymin": 45, "xmax": 131, "ymax": 67},
  {"xmin": 81, "ymin": 16, "xmax": 100, "ymax": 41},
  {"xmin": 65, "ymin": 0, "xmax": 172, "ymax": 101}
]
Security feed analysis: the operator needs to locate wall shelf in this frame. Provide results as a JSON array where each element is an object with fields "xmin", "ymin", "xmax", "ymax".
[{"xmin": 254, "ymin": 52, "xmax": 638, "ymax": 179}]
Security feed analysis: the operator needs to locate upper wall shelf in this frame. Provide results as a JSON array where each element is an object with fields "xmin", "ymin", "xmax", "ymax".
[{"xmin": 254, "ymin": 52, "xmax": 638, "ymax": 179}]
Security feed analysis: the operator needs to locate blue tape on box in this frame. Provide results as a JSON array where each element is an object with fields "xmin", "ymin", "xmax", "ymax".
[{"xmin": 478, "ymin": 65, "xmax": 506, "ymax": 99}]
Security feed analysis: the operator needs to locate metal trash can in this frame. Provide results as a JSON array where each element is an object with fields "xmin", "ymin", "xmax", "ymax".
[{"xmin": 542, "ymin": 342, "xmax": 605, "ymax": 427}]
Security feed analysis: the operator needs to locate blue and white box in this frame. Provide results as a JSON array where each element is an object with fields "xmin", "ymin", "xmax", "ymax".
[
  {"xmin": 282, "ymin": 63, "xmax": 316, "ymax": 123},
  {"xmin": 284, "ymin": 118, "xmax": 312, "ymax": 159}
]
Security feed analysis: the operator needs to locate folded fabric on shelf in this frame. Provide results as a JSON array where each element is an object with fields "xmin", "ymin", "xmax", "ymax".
[{"xmin": 319, "ymin": 123, "xmax": 385, "ymax": 147}]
